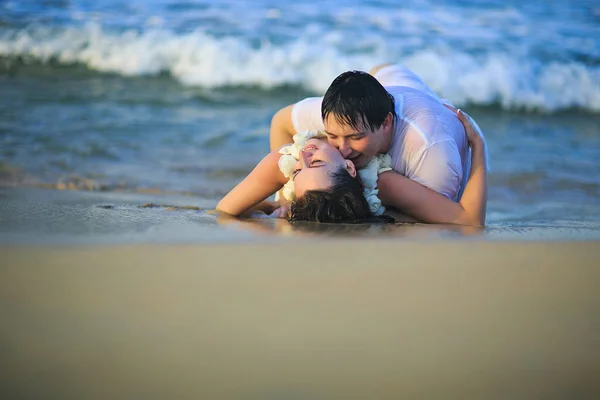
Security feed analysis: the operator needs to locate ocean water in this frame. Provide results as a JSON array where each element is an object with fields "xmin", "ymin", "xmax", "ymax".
[{"xmin": 1, "ymin": 0, "xmax": 599, "ymax": 241}]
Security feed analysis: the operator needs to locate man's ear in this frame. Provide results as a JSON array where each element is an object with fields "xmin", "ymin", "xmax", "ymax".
[
  {"xmin": 383, "ymin": 112, "xmax": 394, "ymax": 130},
  {"xmin": 345, "ymin": 159, "xmax": 357, "ymax": 177}
]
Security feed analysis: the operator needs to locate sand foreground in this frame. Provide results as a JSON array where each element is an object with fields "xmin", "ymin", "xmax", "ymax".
[{"xmin": 2, "ymin": 240, "xmax": 599, "ymax": 399}]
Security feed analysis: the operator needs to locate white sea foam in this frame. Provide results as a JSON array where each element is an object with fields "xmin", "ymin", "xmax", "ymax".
[{"xmin": 1, "ymin": 24, "xmax": 599, "ymax": 112}]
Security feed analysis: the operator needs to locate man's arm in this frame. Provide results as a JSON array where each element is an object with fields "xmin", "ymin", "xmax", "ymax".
[
  {"xmin": 269, "ymin": 105, "xmax": 297, "ymax": 151},
  {"xmin": 377, "ymin": 171, "xmax": 472, "ymax": 225},
  {"xmin": 378, "ymin": 110, "xmax": 487, "ymax": 226}
]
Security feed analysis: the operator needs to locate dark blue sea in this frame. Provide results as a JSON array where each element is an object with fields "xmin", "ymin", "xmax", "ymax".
[{"xmin": 1, "ymin": 0, "xmax": 599, "ymax": 242}]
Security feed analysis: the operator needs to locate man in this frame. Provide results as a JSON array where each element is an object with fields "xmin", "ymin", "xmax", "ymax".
[{"xmin": 269, "ymin": 64, "xmax": 479, "ymax": 223}]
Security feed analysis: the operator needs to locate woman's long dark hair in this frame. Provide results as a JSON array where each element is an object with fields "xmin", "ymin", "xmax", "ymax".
[{"xmin": 288, "ymin": 167, "xmax": 394, "ymax": 224}]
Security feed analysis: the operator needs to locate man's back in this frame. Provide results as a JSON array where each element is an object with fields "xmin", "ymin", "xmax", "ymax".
[{"xmin": 386, "ymin": 85, "xmax": 469, "ymax": 201}]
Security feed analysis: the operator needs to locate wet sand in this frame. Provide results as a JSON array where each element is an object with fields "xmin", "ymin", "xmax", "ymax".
[
  {"xmin": 2, "ymin": 241, "xmax": 599, "ymax": 399},
  {"xmin": 2, "ymin": 187, "xmax": 600, "ymax": 245}
]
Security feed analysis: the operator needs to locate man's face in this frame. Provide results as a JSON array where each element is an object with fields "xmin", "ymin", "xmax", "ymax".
[{"xmin": 323, "ymin": 114, "xmax": 385, "ymax": 169}]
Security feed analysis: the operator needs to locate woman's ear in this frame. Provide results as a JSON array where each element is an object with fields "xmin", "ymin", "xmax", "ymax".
[{"xmin": 345, "ymin": 159, "xmax": 357, "ymax": 177}]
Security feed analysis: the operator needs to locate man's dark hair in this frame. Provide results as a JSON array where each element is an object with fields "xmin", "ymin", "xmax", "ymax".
[
  {"xmin": 321, "ymin": 70, "xmax": 396, "ymax": 131},
  {"xmin": 288, "ymin": 167, "xmax": 394, "ymax": 224}
]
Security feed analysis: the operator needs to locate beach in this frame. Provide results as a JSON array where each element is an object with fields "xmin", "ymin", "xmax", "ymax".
[
  {"xmin": 3, "ymin": 185, "xmax": 598, "ymax": 398},
  {"xmin": 2, "ymin": 240, "xmax": 600, "ymax": 399},
  {"xmin": 2, "ymin": 0, "xmax": 600, "ymax": 397},
  {"xmin": 2, "ymin": 186, "xmax": 600, "ymax": 244}
]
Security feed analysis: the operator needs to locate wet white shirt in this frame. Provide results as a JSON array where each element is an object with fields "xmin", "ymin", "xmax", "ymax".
[{"xmin": 291, "ymin": 65, "xmax": 469, "ymax": 200}]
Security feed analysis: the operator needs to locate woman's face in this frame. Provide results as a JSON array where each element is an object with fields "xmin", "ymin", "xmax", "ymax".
[{"xmin": 292, "ymin": 138, "xmax": 356, "ymax": 197}]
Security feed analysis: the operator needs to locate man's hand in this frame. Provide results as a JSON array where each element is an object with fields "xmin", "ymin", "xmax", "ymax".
[
  {"xmin": 457, "ymin": 109, "xmax": 485, "ymax": 149},
  {"xmin": 444, "ymin": 104, "xmax": 485, "ymax": 149}
]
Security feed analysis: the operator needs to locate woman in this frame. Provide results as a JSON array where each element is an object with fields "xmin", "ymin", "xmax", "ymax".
[
  {"xmin": 216, "ymin": 108, "xmax": 487, "ymax": 225},
  {"xmin": 216, "ymin": 129, "xmax": 384, "ymax": 223}
]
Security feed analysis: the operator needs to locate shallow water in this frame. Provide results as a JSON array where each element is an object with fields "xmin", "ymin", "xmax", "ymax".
[
  {"xmin": 1, "ymin": 187, "xmax": 599, "ymax": 245},
  {"xmin": 1, "ymin": 0, "xmax": 599, "ymax": 239}
]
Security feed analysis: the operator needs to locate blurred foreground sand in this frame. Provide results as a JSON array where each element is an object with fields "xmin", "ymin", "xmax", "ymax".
[{"xmin": 2, "ymin": 240, "xmax": 599, "ymax": 399}]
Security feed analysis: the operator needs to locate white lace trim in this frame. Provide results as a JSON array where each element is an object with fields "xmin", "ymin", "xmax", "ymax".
[
  {"xmin": 276, "ymin": 130, "xmax": 391, "ymax": 216},
  {"xmin": 358, "ymin": 153, "xmax": 392, "ymax": 215}
]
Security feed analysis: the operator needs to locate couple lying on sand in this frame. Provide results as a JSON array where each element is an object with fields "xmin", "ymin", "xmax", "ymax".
[{"xmin": 217, "ymin": 64, "xmax": 487, "ymax": 225}]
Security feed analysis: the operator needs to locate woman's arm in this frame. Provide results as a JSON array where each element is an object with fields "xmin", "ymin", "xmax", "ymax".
[
  {"xmin": 216, "ymin": 150, "xmax": 288, "ymax": 216},
  {"xmin": 377, "ymin": 110, "xmax": 488, "ymax": 226}
]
